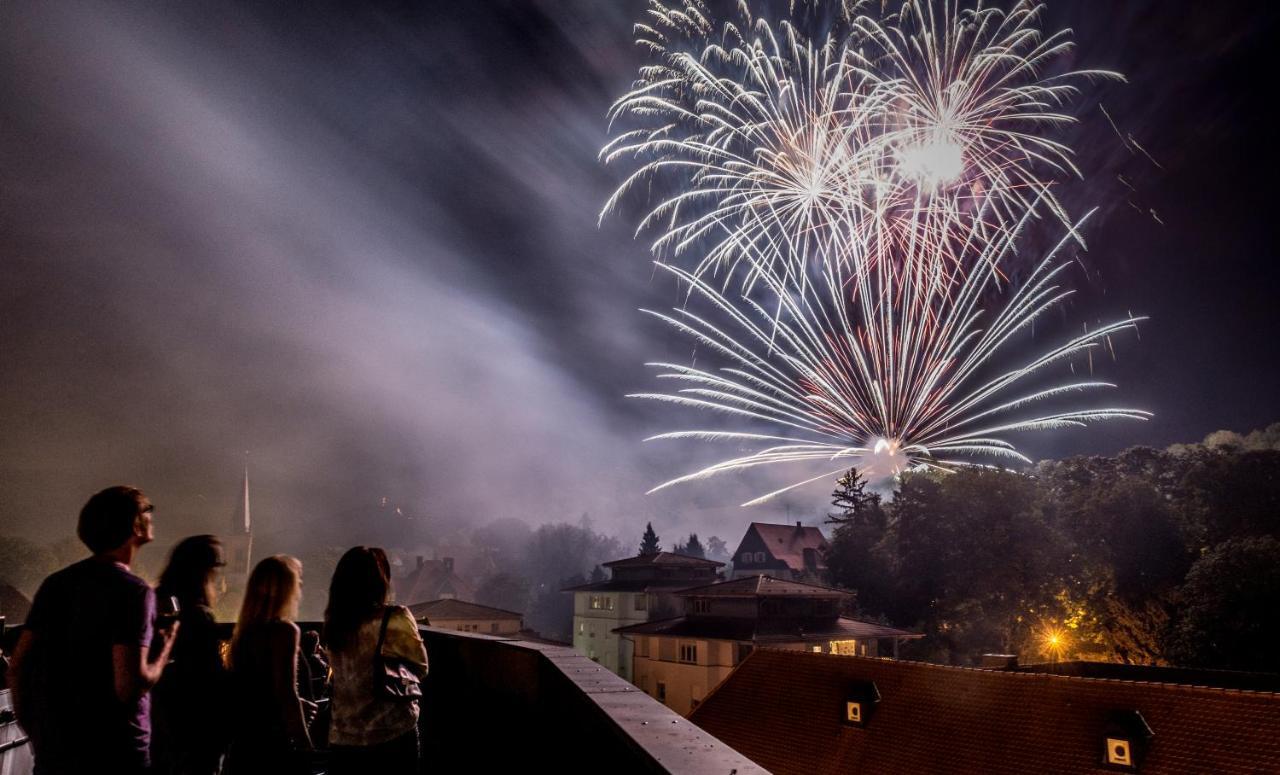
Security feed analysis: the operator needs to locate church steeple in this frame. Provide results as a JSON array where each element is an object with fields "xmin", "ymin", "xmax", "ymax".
[
  {"xmin": 225, "ymin": 456, "xmax": 254, "ymax": 578},
  {"xmin": 233, "ymin": 463, "xmax": 251, "ymax": 535}
]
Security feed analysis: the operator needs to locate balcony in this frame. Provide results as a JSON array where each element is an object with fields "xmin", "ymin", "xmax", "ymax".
[{"xmin": 0, "ymin": 625, "xmax": 764, "ymax": 774}]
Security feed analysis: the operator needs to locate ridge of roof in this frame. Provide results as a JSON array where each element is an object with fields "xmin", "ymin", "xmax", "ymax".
[
  {"xmin": 758, "ymin": 648, "xmax": 1280, "ymax": 697},
  {"xmin": 602, "ymin": 551, "xmax": 724, "ymax": 568},
  {"xmin": 407, "ymin": 598, "xmax": 524, "ymax": 620},
  {"xmin": 678, "ymin": 574, "xmax": 850, "ymax": 597}
]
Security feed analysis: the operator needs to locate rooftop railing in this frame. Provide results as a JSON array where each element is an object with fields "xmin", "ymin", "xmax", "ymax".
[{"xmin": 0, "ymin": 624, "xmax": 765, "ymax": 774}]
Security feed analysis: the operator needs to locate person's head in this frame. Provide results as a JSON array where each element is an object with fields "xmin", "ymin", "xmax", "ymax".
[
  {"xmin": 78, "ymin": 486, "xmax": 153, "ymax": 556},
  {"xmin": 230, "ymin": 555, "xmax": 302, "ymax": 669},
  {"xmin": 301, "ymin": 629, "xmax": 321, "ymax": 655},
  {"xmin": 323, "ymin": 546, "xmax": 391, "ymax": 652},
  {"xmin": 159, "ymin": 535, "xmax": 225, "ymax": 609}
]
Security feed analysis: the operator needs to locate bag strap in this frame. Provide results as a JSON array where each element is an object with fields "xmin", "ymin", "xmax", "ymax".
[{"xmin": 375, "ymin": 606, "xmax": 395, "ymax": 658}]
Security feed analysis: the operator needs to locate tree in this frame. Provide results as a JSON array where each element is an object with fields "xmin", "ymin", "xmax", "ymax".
[
  {"xmin": 639, "ymin": 522, "xmax": 661, "ymax": 556},
  {"xmin": 827, "ymin": 468, "xmax": 885, "ymax": 528},
  {"xmin": 476, "ymin": 572, "xmax": 530, "ymax": 615},
  {"xmin": 674, "ymin": 533, "xmax": 706, "ymax": 559},
  {"xmin": 1166, "ymin": 536, "xmax": 1280, "ymax": 671},
  {"xmin": 706, "ymin": 536, "xmax": 729, "ymax": 561}
]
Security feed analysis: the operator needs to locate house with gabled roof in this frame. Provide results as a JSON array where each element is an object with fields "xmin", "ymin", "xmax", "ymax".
[
  {"xmin": 689, "ymin": 648, "xmax": 1280, "ymax": 775},
  {"xmin": 615, "ymin": 574, "xmax": 919, "ymax": 715},
  {"xmin": 562, "ymin": 551, "xmax": 723, "ymax": 682},
  {"xmin": 407, "ymin": 598, "xmax": 523, "ymax": 636},
  {"xmin": 730, "ymin": 521, "xmax": 829, "ymax": 583}
]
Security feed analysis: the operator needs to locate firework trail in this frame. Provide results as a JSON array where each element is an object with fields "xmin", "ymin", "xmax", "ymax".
[{"xmin": 604, "ymin": 0, "xmax": 1147, "ymax": 503}]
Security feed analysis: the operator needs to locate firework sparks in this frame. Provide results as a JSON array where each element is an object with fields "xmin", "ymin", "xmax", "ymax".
[
  {"xmin": 601, "ymin": 0, "xmax": 1121, "ymax": 289},
  {"xmin": 631, "ymin": 206, "xmax": 1148, "ymax": 505},
  {"xmin": 605, "ymin": 0, "xmax": 1148, "ymax": 505}
]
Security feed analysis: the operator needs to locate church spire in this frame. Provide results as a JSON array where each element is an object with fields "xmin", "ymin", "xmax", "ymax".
[{"xmin": 233, "ymin": 454, "xmax": 251, "ymax": 535}]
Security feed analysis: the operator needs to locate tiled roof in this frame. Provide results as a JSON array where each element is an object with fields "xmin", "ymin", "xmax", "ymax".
[
  {"xmin": 614, "ymin": 615, "xmax": 919, "ymax": 642},
  {"xmin": 743, "ymin": 522, "xmax": 828, "ymax": 570},
  {"xmin": 603, "ymin": 551, "xmax": 724, "ymax": 569},
  {"xmin": 689, "ymin": 649, "xmax": 1280, "ymax": 775},
  {"xmin": 398, "ymin": 563, "xmax": 476, "ymax": 605},
  {"xmin": 407, "ymin": 598, "xmax": 522, "ymax": 621},
  {"xmin": 560, "ymin": 579, "xmax": 710, "ymax": 593},
  {"xmin": 678, "ymin": 574, "xmax": 849, "ymax": 598}
]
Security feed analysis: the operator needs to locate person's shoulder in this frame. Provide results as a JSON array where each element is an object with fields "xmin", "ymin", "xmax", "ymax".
[
  {"xmin": 389, "ymin": 605, "xmax": 420, "ymax": 627},
  {"xmin": 266, "ymin": 619, "xmax": 301, "ymax": 638}
]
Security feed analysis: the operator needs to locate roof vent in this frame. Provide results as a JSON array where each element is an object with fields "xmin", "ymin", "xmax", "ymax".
[
  {"xmin": 1102, "ymin": 710, "xmax": 1154, "ymax": 771},
  {"xmin": 841, "ymin": 680, "xmax": 880, "ymax": 728}
]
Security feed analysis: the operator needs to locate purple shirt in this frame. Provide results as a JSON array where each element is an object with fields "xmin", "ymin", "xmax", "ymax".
[{"xmin": 25, "ymin": 557, "xmax": 156, "ymax": 773}]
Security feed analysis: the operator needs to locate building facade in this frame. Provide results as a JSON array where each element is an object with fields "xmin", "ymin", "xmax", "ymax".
[
  {"xmin": 616, "ymin": 575, "xmax": 920, "ymax": 716},
  {"xmin": 729, "ymin": 522, "xmax": 829, "ymax": 582},
  {"xmin": 564, "ymin": 552, "xmax": 723, "ymax": 682}
]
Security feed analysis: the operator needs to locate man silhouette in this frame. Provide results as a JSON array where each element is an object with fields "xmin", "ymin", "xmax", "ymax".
[{"xmin": 8, "ymin": 486, "xmax": 179, "ymax": 774}]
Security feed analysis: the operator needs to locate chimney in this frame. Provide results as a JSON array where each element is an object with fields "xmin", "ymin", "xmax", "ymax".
[
  {"xmin": 416, "ymin": 556, "xmax": 424, "ymax": 570},
  {"xmin": 443, "ymin": 557, "xmax": 454, "ymax": 572},
  {"xmin": 796, "ymin": 521, "xmax": 802, "ymax": 528}
]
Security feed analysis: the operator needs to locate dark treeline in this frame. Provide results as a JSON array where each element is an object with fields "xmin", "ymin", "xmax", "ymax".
[{"xmin": 827, "ymin": 435, "xmax": 1280, "ymax": 672}]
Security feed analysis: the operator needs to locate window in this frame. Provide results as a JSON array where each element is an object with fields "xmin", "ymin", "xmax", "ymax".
[
  {"xmin": 491, "ymin": 622, "xmax": 499, "ymax": 633},
  {"xmin": 635, "ymin": 636, "xmax": 649, "ymax": 658},
  {"xmin": 811, "ymin": 645, "xmax": 822, "ymax": 653},
  {"xmin": 604, "ymin": 595, "xmax": 614, "ymax": 611},
  {"xmin": 634, "ymin": 594, "xmax": 647, "ymax": 611},
  {"xmin": 589, "ymin": 595, "xmax": 603, "ymax": 610},
  {"xmin": 754, "ymin": 551, "xmax": 766, "ymax": 563},
  {"xmin": 829, "ymin": 640, "xmax": 858, "ymax": 656},
  {"xmin": 589, "ymin": 623, "xmax": 596, "ymax": 638},
  {"xmin": 578, "ymin": 622, "xmax": 585, "ymax": 635},
  {"xmin": 679, "ymin": 643, "xmax": 698, "ymax": 663},
  {"xmin": 689, "ymin": 599, "xmax": 711, "ymax": 614},
  {"xmin": 656, "ymin": 681, "xmax": 666, "ymax": 703},
  {"xmin": 740, "ymin": 552, "xmax": 752, "ymax": 564}
]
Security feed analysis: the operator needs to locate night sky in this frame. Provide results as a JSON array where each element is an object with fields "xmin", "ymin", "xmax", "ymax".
[{"xmin": 1, "ymin": 0, "xmax": 1277, "ymax": 547}]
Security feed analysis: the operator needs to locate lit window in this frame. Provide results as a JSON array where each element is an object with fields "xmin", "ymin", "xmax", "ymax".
[
  {"xmin": 578, "ymin": 622, "xmax": 585, "ymax": 635},
  {"xmin": 1106, "ymin": 738, "xmax": 1134, "ymax": 767},
  {"xmin": 605, "ymin": 596, "xmax": 615, "ymax": 611},
  {"xmin": 590, "ymin": 595, "xmax": 603, "ymax": 610},
  {"xmin": 846, "ymin": 701, "xmax": 862, "ymax": 724},
  {"xmin": 829, "ymin": 640, "xmax": 858, "ymax": 656},
  {"xmin": 679, "ymin": 643, "xmax": 698, "ymax": 663},
  {"xmin": 812, "ymin": 645, "xmax": 822, "ymax": 653}
]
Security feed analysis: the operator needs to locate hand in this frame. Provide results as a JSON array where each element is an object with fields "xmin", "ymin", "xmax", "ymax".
[
  {"xmin": 157, "ymin": 619, "xmax": 181, "ymax": 645},
  {"xmin": 301, "ymin": 698, "xmax": 318, "ymax": 726}
]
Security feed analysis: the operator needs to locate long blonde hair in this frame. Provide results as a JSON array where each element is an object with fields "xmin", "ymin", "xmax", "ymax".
[{"xmin": 230, "ymin": 554, "xmax": 302, "ymax": 670}]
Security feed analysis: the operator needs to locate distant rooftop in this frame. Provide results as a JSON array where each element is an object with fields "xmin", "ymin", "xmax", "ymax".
[
  {"xmin": 690, "ymin": 649, "xmax": 1280, "ymax": 775},
  {"xmin": 603, "ymin": 551, "xmax": 724, "ymax": 569},
  {"xmin": 678, "ymin": 574, "xmax": 849, "ymax": 598},
  {"xmin": 615, "ymin": 614, "xmax": 920, "ymax": 644},
  {"xmin": 407, "ymin": 598, "xmax": 522, "ymax": 622}
]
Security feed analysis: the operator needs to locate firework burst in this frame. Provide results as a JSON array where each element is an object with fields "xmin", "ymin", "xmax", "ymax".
[
  {"xmin": 604, "ymin": 0, "xmax": 1147, "ymax": 504},
  {"xmin": 601, "ymin": 0, "xmax": 1120, "ymax": 289}
]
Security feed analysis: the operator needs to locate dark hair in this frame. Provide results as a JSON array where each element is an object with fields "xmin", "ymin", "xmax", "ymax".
[
  {"xmin": 158, "ymin": 535, "xmax": 224, "ymax": 609},
  {"xmin": 324, "ymin": 546, "xmax": 392, "ymax": 652},
  {"xmin": 78, "ymin": 486, "xmax": 149, "ymax": 554}
]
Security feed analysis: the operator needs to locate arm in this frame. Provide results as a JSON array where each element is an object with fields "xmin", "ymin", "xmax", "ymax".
[
  {"xmin": 385, "ymin": 607, "xmax": 429, "ymax": 678},
  {"xmin": 269, "ymin": 622, "xmax": 312, "ymax": 750},
  {"xmin": 112, "ymin": 586, "xmax": 177, "ymax": 703},
  {"xmin": 113, "ymin": 622, "xmax": 178, "ymax": 703}
]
